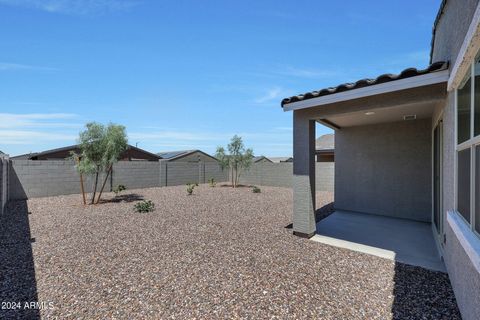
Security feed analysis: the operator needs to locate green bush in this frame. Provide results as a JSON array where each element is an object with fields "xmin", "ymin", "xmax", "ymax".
[
  {"xmin": 208, "ymin": 178, "xmax": 216, "ymax": 187},
  {"xmin": 186, "ymin": 183, "xmax": 198, "ymax": 195},
  {"xmin": 134, "ymin": 200, "xmax": 155, "ymax": 213},
  {"xmin": 252, "ymin": 186, "xmax": 261, "ymax": 193},
  {"xmin": 113, "ymin": 184, "xmax": 126, "ymax": 196}
]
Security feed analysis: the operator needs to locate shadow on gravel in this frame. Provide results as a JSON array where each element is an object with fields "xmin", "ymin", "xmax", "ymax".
[
  {"xmin": 391, "ymin": 262, "xmax": 461, "ymax": 319},
  {"xmin": 0, "ymin": 200, "xmax": 40, "ymax": 320},
  {"xmin": 99, "ymin": 193, "xmax": 144, "ymax": 204}
]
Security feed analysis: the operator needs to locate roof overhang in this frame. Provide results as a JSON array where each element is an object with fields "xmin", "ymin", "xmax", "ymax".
[{"xmin": 282, "ymin": 69, "xmax": 449, "ymax": 112}]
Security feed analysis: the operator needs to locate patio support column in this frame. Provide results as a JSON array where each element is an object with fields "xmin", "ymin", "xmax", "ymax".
[{"xmin": 292, "ymin": 110, "xmax": 316, "ymax": 238}]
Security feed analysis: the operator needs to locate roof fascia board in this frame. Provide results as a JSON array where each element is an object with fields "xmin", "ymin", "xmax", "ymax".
[
  {"xmin": 448, "ymin": 2, "xmax": 480, "ymax": 91},
  {"xmin": 283, "ymin": 70, "xmax": 449, "ymax": 112}
]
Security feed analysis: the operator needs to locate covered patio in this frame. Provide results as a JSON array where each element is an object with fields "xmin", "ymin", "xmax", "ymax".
[
  {"xmin": 283, "ymin": 62, "xmax": 449, "ymax": 270},
  {"xmin": 314, "ymin": 210, "xmax": 445, "ymax": 271}
]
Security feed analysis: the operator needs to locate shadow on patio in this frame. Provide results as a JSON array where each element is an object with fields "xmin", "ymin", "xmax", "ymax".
[{"xmin": 0, "ymin": 200, "xmax": 40, "ymax": 320}]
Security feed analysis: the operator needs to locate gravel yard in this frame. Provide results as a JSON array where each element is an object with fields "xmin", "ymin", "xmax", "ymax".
[{"xmin": 1, "ymin": 185, "xmax": 460, "ymax": 319}]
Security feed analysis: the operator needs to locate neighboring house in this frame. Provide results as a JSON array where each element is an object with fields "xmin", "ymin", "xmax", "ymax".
[
  {"xmin": 281, "ymin": 1, "xmax": 480, "ymax": 319},
  {"xmin": 157, "ymin": 150, "xmax": 218, "ymax": 163},
  {"xmin": 315, "ymin": 134, "xmax": 334, "ymax": 162},
  {"xmin": 12, "ymin": 144, "xmax": 161, "ymax": 161},
  {"xmin": 268, "ymin": 157, "xmax": 293, "ymax": 163},
  {"xmin": 253, "ymin": 156, "xmax": 273, "ymax": 163}
]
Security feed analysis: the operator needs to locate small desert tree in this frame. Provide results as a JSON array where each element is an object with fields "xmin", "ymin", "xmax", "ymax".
[
  {"xmin": 74, "ymin": 122, "xmax": 127, "ymax": 204},
  {"xmin": 95, "ymin": 124, "xmax": 128, "ymax": 203},
  {"xmin": 215, "ymin": 135, "xmax": 253, "ymax": 188}
]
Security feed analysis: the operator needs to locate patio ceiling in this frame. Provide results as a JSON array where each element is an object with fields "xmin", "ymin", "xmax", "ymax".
[{"xmin": 319, "ymin": 98, "xmax": 442, "ymax": 128}]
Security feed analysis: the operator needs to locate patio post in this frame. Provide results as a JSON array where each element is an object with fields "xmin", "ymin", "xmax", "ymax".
[{"xmin": 292, "ymin": 110, "xmax": 316, "ymax": 238}]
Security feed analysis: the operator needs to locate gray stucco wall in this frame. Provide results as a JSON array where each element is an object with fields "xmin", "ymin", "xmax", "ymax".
[
  {"xmin": 444, "ymin": 222, "xmax": 480, "ymax": 320},
  {"xmin": 431, "ymin": 0, "xmax": 480, "ymax": 63},
  {"xmin": 442, "ymin": 91, "xmax": 480, "ymax": 320},
  {"xmin": 241, "ymin": 162, "xmax": 334, "ymax": 192},
  {"xmin": 335, "ymin": 119, "xmax": 432, "ymax": 222}
]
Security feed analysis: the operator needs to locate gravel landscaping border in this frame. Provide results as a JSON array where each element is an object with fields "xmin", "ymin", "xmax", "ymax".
[{"xmin": 0, "ymin": 185, "xmax": 461, "ymax": 319}]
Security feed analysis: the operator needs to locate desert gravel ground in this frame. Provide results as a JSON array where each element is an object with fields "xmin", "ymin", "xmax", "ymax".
[{"xmin": 1, "ymin": 185, "xmax": 460, "ymax": 319}]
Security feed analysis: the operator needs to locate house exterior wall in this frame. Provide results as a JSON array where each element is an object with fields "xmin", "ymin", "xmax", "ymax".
[
  {"xmin": 335, "ymin": 119, "xmax": 432, "ymax": 222},
  {"xmin": 438, "ymin": 89, "xmax": 480, "ymax": 320},
  {"xmin": 431, "ymin": 0, "xmax": 480, "ymax": 64},
  {"xmin": 241, "ymin": 162, "xmax": 334, "ymax": 192},
  {"xmin": 432, "ymin": 2, "xmax": 480, "ymax": 319}
]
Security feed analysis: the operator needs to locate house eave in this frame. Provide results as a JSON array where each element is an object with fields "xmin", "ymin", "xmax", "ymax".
[{"xmin": 282, "ymin": 69, "xmax": 450, "ymax": 112}]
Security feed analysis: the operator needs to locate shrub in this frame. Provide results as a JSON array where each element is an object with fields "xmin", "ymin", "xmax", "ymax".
[
  {"xmin": 134, "ymin": 200, "xmax": 155, "ymax": 213},
  {"xmin": 252, "ymin": 186, "xmax": 261, "ymax": 193},
  {"xmin": 113, "ymin": 184, "xmax": 126, "ymax": 196},
  {"xmin": 208, "ymin": 178, "xmax": 216, "ymax": 187},
  {"xmin": 186, "ymin": 183, "xmax": 198, "ymax": 195}
]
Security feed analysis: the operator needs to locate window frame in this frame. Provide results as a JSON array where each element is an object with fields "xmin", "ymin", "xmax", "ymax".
[{"xmin": 455, "ymin": 61, "xmax": 480, "ymax": 239}]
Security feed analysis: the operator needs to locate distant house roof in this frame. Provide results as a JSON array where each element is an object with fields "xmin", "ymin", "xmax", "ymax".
[
  {"xmin": 157, "ymin": 149, "xmax": 218, "ymax": 162},
  {"xmin": 12, "ymin": 144, "xmax": 161, "ymax": 161},
  {"xmin": 253, "ymin": 156, "xmax": 273, "ymax": 163},
  {"xmin": 316, "ymin": 134, "xmax": 334, "ymax": 151},
  {"xmin": 281, "ymin": 61, "xmax": 449, "ymax": 107},
  {"xmin": 269, "ymin": 157, "xmax": 293, "ymax": 163}
]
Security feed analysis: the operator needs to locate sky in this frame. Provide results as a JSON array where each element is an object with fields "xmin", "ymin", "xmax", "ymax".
[{"xmin": 0, "ymin": 0, "xmax": 441, "ymax": 157}]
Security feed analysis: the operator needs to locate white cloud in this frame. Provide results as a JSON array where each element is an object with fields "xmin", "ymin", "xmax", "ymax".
[
  {"xmin": 0, "ymin": 62, "xmax": 57, "ymax": 71},
  {"xmin": 274, "ymin": 66, "xmax": 340, "ymax": 79},
  {"xmin": 0, "ymin": 130, "xmax": 77, "ymax": 144},
  {"xmin": 0, "ymin": 113, "xmax": 80, "ymax": 150},
  {"xmin": 129, "ymin": 130, "xmax": 228, "ymax": 142},
  {"xmin": 0, "ymin": 0, "xmax": 139, "ymax": 15},
  {"xmin": 0, "ymin": 113, "xmax": 79, "ymax": 129},
  {"xmin": 254, "ymin": 87, "xmax": 284, "ymax": 104}
]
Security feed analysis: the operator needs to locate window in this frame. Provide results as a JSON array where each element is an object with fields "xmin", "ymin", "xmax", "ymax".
[
  {"xmin": 456, "ymin": 58, "xmax": 480, "ymax": 238},
  {"xmin": 475, "ymin": 56, "xmax": 480, "ymax": 137},
  {"xmin": 457, "ymin": 148, "xmax": 471, "ymax": 223},
  {"xmin": 476, "ymin": 146, "xmax": 480, "ymax": 234},
  {"xmin": 458, "ymin": 72, "xmax": 472, "ymax": 144}
]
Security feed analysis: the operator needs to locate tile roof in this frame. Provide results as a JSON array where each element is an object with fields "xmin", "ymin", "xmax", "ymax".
[{"xmin": 281, "ymin": 61, "xmax": 449, "ymax": 107}]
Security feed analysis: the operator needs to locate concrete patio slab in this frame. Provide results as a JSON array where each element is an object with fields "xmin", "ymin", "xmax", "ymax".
[{"xmin": 313, "ymin": 210, "xmax": 445, "ymax": 272}]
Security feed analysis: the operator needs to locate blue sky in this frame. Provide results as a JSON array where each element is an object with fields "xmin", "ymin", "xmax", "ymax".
[{"xmin": 0, "ymin": 0, "xmax": 440, "ymax": 156}]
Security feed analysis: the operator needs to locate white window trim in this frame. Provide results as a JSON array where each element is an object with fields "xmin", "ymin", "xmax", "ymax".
[
  {"xmin": 455, "ymin": 60, "xmax": 480, "ymax": 239},
  {"xmin": 447, "ymin": 211, "xmax": 480, "ymax": 273}
]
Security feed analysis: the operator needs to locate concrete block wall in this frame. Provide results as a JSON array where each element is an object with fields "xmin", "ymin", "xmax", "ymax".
[
  {"xmin": 8, "ymin": 160, "xmax": 229, "ymax": 200},
  {"xmin": 6, "ymin": 160, "xmax": 331, "ymax": 200},
  {"xmin": 112, "ymin": 161, "xmax": 160, "ymax": 189},
  {"xmin": 241, "ymin": 162, "xmax": 335, "ymax": 192},
  {"xmin": 9, "ymin": 160, "xmax": 110, "ymax": 199},
  {"xmin": 0, "ymin": 155, "xmax": 9, "ymax": 215}
]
